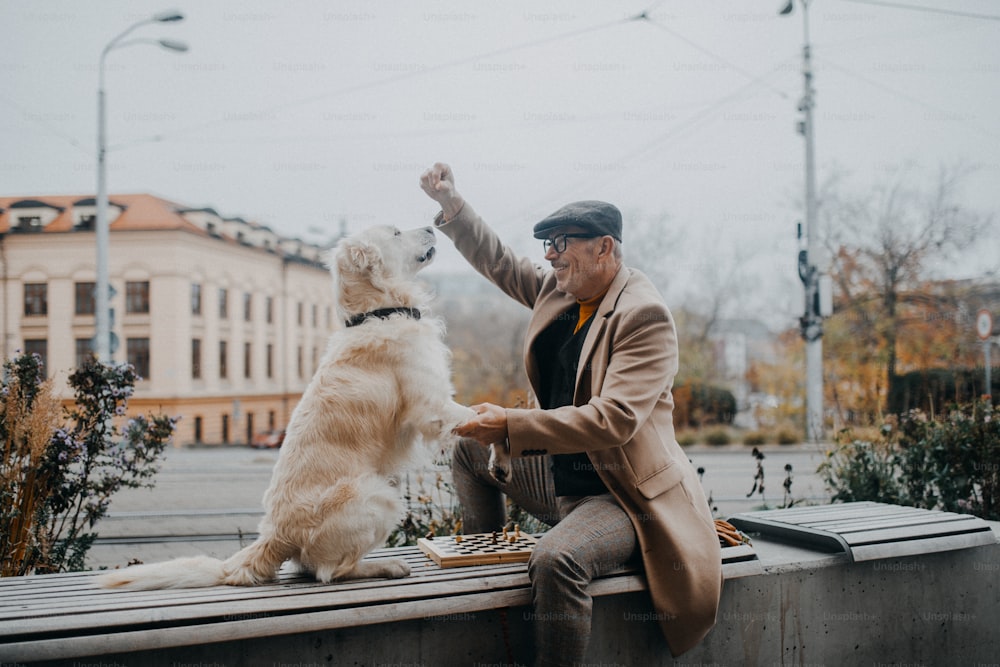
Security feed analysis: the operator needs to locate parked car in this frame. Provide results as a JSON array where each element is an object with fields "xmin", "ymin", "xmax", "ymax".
[{"xmin": 251, "ymin": 429, "xmax": 285, "ymax": 449}]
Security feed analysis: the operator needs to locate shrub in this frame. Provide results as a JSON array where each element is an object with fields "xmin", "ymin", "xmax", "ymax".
[
  {"xmin": 818, "ymin": 400, "xmax": 1000, "ymax": 520},
  {"xmin": 742, "ymin": 431, "xmax": 766, "ymax": 446},
  {"xmin": 704, "ymin": 427, "xmax": 731, "ymax": 446},
  {"xmin": 676, "ymin": 432, "xmax": 697, "ymax": 447},
  {"xmin": 819, "ymin": 428, "xmax": 903, "ymax": 506},
  {"xmin": 894, "ymin": 401, "xmax": 999, "ymax": 518},
  {"xmin": 776, "ymin": 428, "xmax": 801, "ymax": 445},
  {"xmin": 673, "ymin": 382, "xmax": 737, "ymax": 428},
  {"xmin": 888, "ymin": 367, "xmax": 999, "ymax": 414},
  {"xmin": 1, "ymin": 353, "xmax": 176, "ymax": 576}
]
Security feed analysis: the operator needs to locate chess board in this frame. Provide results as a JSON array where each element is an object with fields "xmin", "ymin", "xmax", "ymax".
[{"xmin": 418, "ymin": 532, "xmax": 539, "ymax": 568}]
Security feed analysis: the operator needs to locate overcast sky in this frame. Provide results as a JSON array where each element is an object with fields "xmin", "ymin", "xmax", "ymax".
[{"xmin": 2, "ymin": 0, "xmax": 998, "ymax": 328}]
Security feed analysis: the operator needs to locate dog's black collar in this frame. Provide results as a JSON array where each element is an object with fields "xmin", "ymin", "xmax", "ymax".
[{"xmin": 345, "ymin": 307, "xmax": 422, "ymax": 328}]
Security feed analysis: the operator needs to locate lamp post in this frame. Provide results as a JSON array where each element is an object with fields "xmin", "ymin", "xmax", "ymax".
[
  {"xmin": 96, "ymin": 10, "xmax": 187, "ymax": 363},
  {"xmin": 781, "ymin": 0, "xmax": 826, "ymax": 442}
]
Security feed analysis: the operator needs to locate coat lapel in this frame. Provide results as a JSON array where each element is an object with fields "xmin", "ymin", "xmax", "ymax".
[
  {"xmin": 523, "ymin": 267, "xmax": 632, "ymax": 400},
  {"xmin": 576, "ymin": 266, "xmax": 629, "ymax": 389}
]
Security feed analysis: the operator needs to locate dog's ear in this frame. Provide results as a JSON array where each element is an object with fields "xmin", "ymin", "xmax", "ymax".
[{"xmin": 337, "ymin": 238, "xmax": 382, "ymax": 274}]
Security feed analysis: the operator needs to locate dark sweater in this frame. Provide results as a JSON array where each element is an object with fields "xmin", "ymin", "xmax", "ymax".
[{"xmin": 533, "ymin": 305, "xmax": 608, "ymax": 497}]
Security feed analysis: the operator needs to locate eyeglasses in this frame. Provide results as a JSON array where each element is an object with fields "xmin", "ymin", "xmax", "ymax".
[{"xmin": 542, "ymin": 233, "xmax": 598, "ymax": 254}]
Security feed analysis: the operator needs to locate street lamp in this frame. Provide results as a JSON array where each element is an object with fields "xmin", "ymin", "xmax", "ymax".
[
  {"xmin": 95, "ymin": 10, "xmax": 187, "ymax": 363},
  {"xmin": 780, "ymin": 0, "xmax": 827, "ymax": 442}
]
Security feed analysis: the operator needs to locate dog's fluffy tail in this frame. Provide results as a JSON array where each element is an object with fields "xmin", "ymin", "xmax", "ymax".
[
  {"xmin": 97, "ymin": 539, "xmax": 285, "ymax": 590},
  {"xmin": 96, "ymin": 555, "xmax": 226, "ymax": 590}
]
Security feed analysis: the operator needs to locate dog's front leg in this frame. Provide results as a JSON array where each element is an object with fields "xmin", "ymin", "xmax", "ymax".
[{"xmin": 426, "ymin": 402, "xmax": 476, "ymax": 441}]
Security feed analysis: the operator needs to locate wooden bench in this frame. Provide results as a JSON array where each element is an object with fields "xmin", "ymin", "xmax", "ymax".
[
  {"xmin": 4, "ymin": 503, "xmax": 998, "ymax": 666},
  {"xmin": 0, "ymin": 542, "xmax": 757, "ymax": 665}
]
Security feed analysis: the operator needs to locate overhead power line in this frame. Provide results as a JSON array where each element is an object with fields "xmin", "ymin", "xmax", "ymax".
[
  {"xmin": 0, "ymin": 93, "xmax": 89, "ymax": 155},
  {"xmin": 839, "ymin": 0, "xmax": 1000, "ymax": 21},
  {"xmin": 113, "ymin": 13, "xmax": 642, "ymax": 151},
  {"xmin": 638, "ymin": 13, "xmax": 791, "ymax": 101},
  {"xmin": 815, "ymin": 55, "xmax": 999, "ymax": 141}
]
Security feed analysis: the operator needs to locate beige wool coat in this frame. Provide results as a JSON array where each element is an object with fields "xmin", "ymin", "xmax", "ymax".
[{"xmin": 437, "ymin": 204, "xmax": 723, "ymax": 656}]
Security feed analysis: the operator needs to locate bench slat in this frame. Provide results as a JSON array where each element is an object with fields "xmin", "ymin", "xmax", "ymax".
[{"xmin": 0, "ymin": 570, "xmax": 533, "ymax": 639}]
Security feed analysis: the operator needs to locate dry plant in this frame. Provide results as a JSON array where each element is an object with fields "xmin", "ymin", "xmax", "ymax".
[
  {"xmin": 0, "ymin": 364, "xmax": 62, "ymax": 574},
  {"xmin": 1, "ymin": 353, "xmax": 176, "ymax": 576}
]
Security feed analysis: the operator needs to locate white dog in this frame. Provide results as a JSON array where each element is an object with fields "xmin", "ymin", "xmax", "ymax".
[{"xmin": 99, "ymin": 225, "xmax": 473, "ymax": 590}]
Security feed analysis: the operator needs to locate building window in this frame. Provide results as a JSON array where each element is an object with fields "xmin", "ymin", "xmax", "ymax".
[
  {"xmin": 266, "ymin": 343, "xmax": 274, "ymax": 379},
  {"xmin": 266, "ymin": 296, "xmax": 274, "ymax": 324},
  {"xmin": 127, "ymin": 337, "xmax": 150, "ymax": 378},
  {"xmin": 268, "ymin": 410, "xmax": 276, "ymax": 431},
  {"xmin": 244, "ymin": 342, "xmax": 252, "ymax": 379},
  {"xmin": 15, "ymin": 216, "xmax": 43, "ymax": 232},
  {"xmin": 75, "ymin": 282, "xmax": 96, "ymax": 315},
  {"xmin": 194, "ymin": 415, "xmax": 203, "ymax": 443},
  {"xmin": 191, "ymin": 283, "xmax": 202, "ymax": 315},
  {"xmin": 297, "ymin": 302, "xmax": 303, "ymax": 326},
  {"xmin": 24, "ymin": 339, "xmax": 47, "ymax": 372},
  {"xmin": 126, "ymin": 281, "xmax": 150, "ymax": 314},
  {"xmin": 192, "ymin": 339, "xmax": 202, "ymax": 379},
  {"xmin": 243, "ymin": 292, "xmax": 252, "ymax": 322},
  {"xmin": 219, "ymin": 288, "xmax": 228, "ymax": 319},
  {"xmin": 75, "ymin": 338, "xmax": 94, "ymax": 368},
  {"xmin": 312, "ymin": 304, "xmax": 318, "ymax": 328},
  {"xmin": 24, "ymin": 283, "xmax": 47, "ymax": 316},
  {"xmin": 245, "ymin": 412, "xmax": 254, "ymax": 445},
  {"xmin": 219, "ymin": 340, "xmax": 228, "ymax": 379},
  {"xmin": 297, "ymin": 346, "xmax": 304, "ymax": 378},
  {"xmin": 221, "ymin": 414, "xmax": 230, "ymax": 444}
]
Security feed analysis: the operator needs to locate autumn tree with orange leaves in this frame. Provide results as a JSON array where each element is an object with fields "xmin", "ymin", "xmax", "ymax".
[{"xmin": 818, "ymin": 163, "xmax": 992, "ymax": 423}]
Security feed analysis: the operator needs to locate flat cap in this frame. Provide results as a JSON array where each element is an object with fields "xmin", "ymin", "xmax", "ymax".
[{"xmin": 532, "ymin": 200, "xmax": 622, "ymax": 242}]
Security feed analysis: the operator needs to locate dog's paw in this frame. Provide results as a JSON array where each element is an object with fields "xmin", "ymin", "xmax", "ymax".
[
  {"xmin": 337, "ymin": 558, "xmax": 411, "ymax": 581},
  {"xmin": 441, "ymin": 402, "xmax": 476, "ymax": 431},
  {"xmin": 488, "ymin": 442, "xmax": 512, "ymax": 484},
  {"xmin": 372, "ymin": 557, "xmax": 411, "ymax": 579}
]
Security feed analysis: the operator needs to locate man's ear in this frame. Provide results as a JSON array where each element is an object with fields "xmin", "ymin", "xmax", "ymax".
[{"xmin": 597, "ymin": 235, "xmax": 614, "ymax": 258}]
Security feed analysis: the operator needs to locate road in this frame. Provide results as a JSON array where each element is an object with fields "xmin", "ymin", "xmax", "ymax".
[{"xmin": 87, "ymin": 442, "xmax": 833, "ymax": 570}]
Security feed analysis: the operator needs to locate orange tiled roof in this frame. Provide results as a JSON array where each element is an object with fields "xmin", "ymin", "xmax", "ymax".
[{"xmin": 0, "ymin": 193, "xmax": 205, "ymax": 235}]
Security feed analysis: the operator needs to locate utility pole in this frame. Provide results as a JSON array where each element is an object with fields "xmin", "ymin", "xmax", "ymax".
[{"xmin": 782, "ymin": 0, "xmax": 827, "ymax": 442}]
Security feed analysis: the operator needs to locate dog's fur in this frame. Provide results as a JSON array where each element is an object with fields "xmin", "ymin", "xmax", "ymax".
[{"xmin": 98, "ymin": 225, "xmax": 473, "ymax": 590}]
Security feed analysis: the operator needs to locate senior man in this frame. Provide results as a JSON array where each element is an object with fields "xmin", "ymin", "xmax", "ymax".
[{"xmin": 420, "ymin": 162, "xmax": 721, "ymax": 666}]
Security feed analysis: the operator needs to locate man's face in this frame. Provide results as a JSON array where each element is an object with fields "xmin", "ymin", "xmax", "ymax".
[{"xmin": 543, "ymin": 226, "xmax": 604, "ymax": 299}]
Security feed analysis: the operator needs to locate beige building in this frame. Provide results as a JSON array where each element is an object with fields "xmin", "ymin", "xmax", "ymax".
[{"xmin": 0, "ymin": 193, "xmax": 339, "ymax": 447}]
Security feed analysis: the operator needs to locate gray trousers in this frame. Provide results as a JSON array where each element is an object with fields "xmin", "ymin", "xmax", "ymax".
[{"xmin": 452, "ymin": 439, "xmax": 638, "ymax": 667}]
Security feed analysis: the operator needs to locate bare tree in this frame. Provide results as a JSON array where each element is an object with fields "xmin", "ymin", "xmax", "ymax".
[
  {"xmin": 623, "ymin": 208, "xmax": 759, "ymax": 384},
  {"xmin": 819, "ymin": 162, "xmax": 991, "ymax": 413},
  {"xmin": 620, "ymin": 208, "xmax": 683, "ymax": 298}
]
